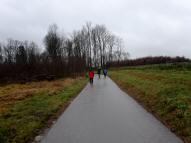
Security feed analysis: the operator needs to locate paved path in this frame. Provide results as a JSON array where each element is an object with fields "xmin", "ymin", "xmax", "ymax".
[{"xmin": 41, "ymin": 75, "xmax": 183, "ymax": 143}]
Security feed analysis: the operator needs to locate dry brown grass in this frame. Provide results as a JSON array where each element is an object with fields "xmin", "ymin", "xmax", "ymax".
[
  {"xmin": 0, "ymin": 78, "xmax": 79, "ymax": 113},
  {"xmin": 127, "ymin": 70, "xmax": 165, "ymax": 81},
  {"xmin": 0, "ymin": 77, "xmax": 87, "ymax": 143}
]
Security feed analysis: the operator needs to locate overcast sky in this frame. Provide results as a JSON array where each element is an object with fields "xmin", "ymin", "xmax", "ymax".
[{"xmin": 1, "ymin": 0, "xmax": 191, "ymax": 58}]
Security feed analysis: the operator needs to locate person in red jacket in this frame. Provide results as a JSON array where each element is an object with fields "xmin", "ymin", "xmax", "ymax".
[{"xmin": 89, "ymin": 68, "xmax": 94, "ymax": 84}]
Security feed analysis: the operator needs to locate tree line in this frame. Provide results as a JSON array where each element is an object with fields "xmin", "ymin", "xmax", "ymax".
[
  {"xmin": 0, "ymin": 22, "xmax": 127, "ymax": 83},
  {"xmin": 107, "ymin": 56, "xmax": 190, "ymax": 68}
]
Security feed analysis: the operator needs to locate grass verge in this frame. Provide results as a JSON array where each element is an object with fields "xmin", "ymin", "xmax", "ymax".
[
  {"xmin": 110, "ymin": 68, "xmax": 191, "ymax": 143},
  {"xmin": 0, "ymin": 77, "xmax": 87, "ymax": 143}
]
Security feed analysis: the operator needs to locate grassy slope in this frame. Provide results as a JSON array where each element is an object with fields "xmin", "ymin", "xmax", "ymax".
[
  {"xmin": 0, "ymin": 77, "xmax": 87, "ymax": 143},
  {"xmin": 110, "ymin": 68, "xmax": 191, "ymax": 143}
]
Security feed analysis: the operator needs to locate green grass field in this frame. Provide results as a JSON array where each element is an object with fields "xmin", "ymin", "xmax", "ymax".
[
  {"xmin": 0, "ymin": 77, "xmax": 87, "ymax": 143},
  {"xmin": 110, "ymin": 65, "xmax": 191, "ymax": 142}
]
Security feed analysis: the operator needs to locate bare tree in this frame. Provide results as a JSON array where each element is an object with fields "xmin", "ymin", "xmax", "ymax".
[
  {"xmin": 0, "ymin": 22, "xmax": 127, "ymax": 82},
  {"xmin": 0, "ymin": 43, "xmax": 3, "ymax": 64},
  {"xmin": 16, "ymin": 45, "xmax": 27, "ymax": 65},
  {"xmin": 115, "ymin": 37, "xmax": 124, "ymax": 62},
  {"xmin": 44, "ymin": 24, "xmax": 61, "ymax": 62}
]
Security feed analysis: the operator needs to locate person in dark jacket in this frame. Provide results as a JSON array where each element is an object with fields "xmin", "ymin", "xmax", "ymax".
[
  {"xmin": 97, "ymin": 67, "xmax": 101, "ymax": 79},
  {"xmin": 103, "ymin": 68, "xmax": 108, "ymax": 78}
]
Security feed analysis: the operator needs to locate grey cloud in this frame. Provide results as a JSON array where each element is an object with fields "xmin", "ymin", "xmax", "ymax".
[{"xmin": 0, "ymin": 0, "xmax": 191, "ymax": 58}]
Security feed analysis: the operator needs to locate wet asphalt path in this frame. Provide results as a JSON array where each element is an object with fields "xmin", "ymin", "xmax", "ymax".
[{"xmin": 41, "ymin": 75, "xmax": 183, "ymax": 143}]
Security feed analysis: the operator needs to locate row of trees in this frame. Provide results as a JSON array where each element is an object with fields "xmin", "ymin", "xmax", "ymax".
[
  {"xmin": 107, "ymin": 56, "xmax": 190, "ymax": 67},
  {"xmin": 0, "ymin": 23, "xmax": 127, "ymax": 82},
  {"xmin": 0, "ymin": 40, "xmax": 41, "ymax": 82}
]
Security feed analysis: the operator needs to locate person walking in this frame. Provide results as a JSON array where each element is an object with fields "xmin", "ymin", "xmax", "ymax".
[
  {"xmin": 103, "ymin": 68, "xmax": 108, "ymax": 78},
  {"xmin": 97, "ymin": 67, "xmax": 101, "ymax": 79},
  {"xmin": 89, "ymin": 68, "xmax": 94, "ymax": 84}
]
